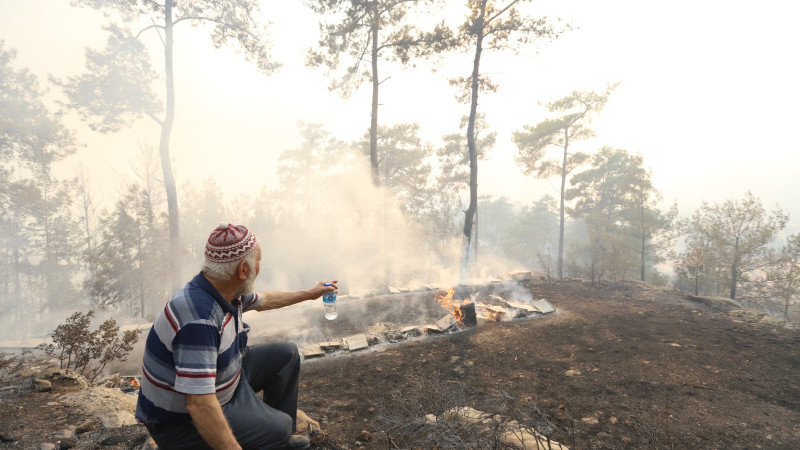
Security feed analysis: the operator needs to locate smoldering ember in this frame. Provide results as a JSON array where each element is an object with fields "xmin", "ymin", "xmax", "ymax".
[
  {"xmin": 1, "ymin": 272, "xmax": 799, "ymax": 449},
  {"xmin": 299, "ymin": 279, "xmax": 557, "ymax": 360}
]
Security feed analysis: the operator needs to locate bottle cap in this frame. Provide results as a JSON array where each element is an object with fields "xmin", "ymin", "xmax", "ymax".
[{"xmin": 324, "ymin": 282, "xmax": 332, "ymax": 287}]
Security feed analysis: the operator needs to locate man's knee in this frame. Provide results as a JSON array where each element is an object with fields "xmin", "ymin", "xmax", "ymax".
[
  {"xmin": 275, "ymin": 410, "xmax": 293, "ymax": 442},
  {"xmin": 243, "ymin": 341, "xmax": 301, "ymax": 391},
  {"xmin": 278, "ymin": 341, "xmax": 299, "ymax": 357},
  {"xmin": 250, "ymin": 341, "xmax": 298, "ymax": 361},
  {"xmin": 274, "ymin": 341, "xmax": 300, "ymax": 367},
  {"xmin": 239, "ymin": 410, "xmax": 292, "ymax": 449}
]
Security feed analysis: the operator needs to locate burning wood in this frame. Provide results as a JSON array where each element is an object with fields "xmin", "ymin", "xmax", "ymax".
[
  {"xmin": 434, "ymin": 289, "xmax": 477, "ymax": 328},
  {"xmin": 479, "ymin": 305, "xmax": 507, "ymax": 323},
  {"xmin": 458, "ymin": 302, "xmax": 477, "ymax": 327},
  {"xmin": 119, "ymin": 376, "xmax": 140, "ymax": 393},
  {"xmin": 436, "ymin": 288, "xmax": 458, "ymax": 315}
]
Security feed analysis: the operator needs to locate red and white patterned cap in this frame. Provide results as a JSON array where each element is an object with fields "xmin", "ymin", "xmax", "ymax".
[{"xmin": 205, "ymin": 222, "xmax": 258, "ymax": 263}]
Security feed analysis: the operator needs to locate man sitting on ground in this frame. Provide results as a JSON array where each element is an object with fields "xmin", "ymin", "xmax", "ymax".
[{"xmin": 136, "ymin": 222, "xmax": 336, "ymax": 450}]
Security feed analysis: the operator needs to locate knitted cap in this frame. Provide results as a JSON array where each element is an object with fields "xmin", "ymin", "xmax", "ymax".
[{"xmin": 205, "ymin": 222, "xmax": 258, "ymax": 263}]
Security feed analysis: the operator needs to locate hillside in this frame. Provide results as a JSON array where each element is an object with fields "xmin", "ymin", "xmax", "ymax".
[
  {"xmin": 298, "ymin": 280, "xmax": 800, "ymax": 449},
  {"xmin": 1, "ymin": 280, "xmax": 798, "ymax": 449}
]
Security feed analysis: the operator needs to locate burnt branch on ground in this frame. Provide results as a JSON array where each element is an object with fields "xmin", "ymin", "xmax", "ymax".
[
  {"xmin": 625, "ymin": 401, "xmax": 678, "ymax": 450},
  {"xmin": 373, "ymin": 370, "xmax": 482, "ymax": 448},
  {"xmin": 0, "ymin": 352, "xmax": 27, "ymax": 379},
  {"xmin": 372, "ymin": 371, "xmax": 526, "ymax": 449},
  {"xmin": 481, "ymin": 391, "xmax": 562, "ymax": 443}
]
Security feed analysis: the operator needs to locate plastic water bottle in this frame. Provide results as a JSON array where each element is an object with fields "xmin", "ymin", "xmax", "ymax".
[{"xmin": 323, "ymin": 283, "xmax": 338, "ymax": 320}]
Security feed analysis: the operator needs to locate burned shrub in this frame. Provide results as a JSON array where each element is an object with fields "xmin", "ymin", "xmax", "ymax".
[
  {"xmin": 36, "ymin": 310, "xmax": 138, "ymax": 384},
  {"xmin": 0, "ymin": 352, "xmax": 27, "ymax": 379},
  {"xmin": 480, "ymin": 391, "xmax": 566, "ymax": 450},
  {"xmin": 371, "ymin": 371, "xmax": 568, "ymax": 449},
  {"xmin": 372, "ymin": 371, "xmax": 512, "ymax": 449}
]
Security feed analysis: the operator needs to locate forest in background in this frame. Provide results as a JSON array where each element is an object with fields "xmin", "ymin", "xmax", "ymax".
[{"xmin": 1, "ymin": 1, "xmax": 798, "ymax": 343}]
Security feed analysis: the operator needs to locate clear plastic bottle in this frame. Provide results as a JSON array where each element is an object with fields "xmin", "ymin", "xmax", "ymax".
[{"xmin": 323, "ymin": 283, "xmax": 338, "ymax": 320}]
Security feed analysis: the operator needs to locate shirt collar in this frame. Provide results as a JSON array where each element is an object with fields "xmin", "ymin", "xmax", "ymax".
[{"xmin": 193, "ymin": 271, "xmax": 240, "ymax": 315}]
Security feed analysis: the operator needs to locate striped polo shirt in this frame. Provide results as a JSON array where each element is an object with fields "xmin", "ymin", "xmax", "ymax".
[{"xmin": 135, "ymin": 272, "xmax": 262, "ymax": 424}]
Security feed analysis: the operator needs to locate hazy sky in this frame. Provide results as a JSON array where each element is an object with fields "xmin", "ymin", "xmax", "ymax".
[{"xmin": 1, "ymin": 0, "xmax": 799, "ymax": 233}]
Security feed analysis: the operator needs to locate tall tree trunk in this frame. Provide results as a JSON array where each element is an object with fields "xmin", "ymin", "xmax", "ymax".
[
  {"xmin": 461, "ymin": 0, "xmax": 487, "ymax": 280},
  {"xmin": 640, "ymin": 195, "xmax": 646, "ymax": 282},
  {"xmin": 41, "ymin": 173, "xmax": 51, "ymax": 310},
  {"xmin": 591, "ymin": 235, "xmax": 600, "ymax": 284},
  {"xmin": 82, "ymin": 198, "xmax": 92, "ymax": 254},
  {"xmin": 13, "ymin": 209, "xmax": 21, "ymax": 339},
  {"xmin": 785, "ymin": 264, "xmax": 795, "ymax": 321},
  {"xmin": 729, "ymin": 240, "xmax": 740, "ymax": 299},
  {"xmin": 161, "ymin": 2, "xmax": 181, "ymax": 291},
  {"xmin": 136, "ymin": 219, "xmax": 145, "ymax": 319},
  {"xmin": 473, "ymin": 204, "xmax": 478, "ymax": 260},
  {"xmin": 0, "ymin": 240, "xmax": 6, "ymax": 296},
  {"xmin": 557, "ymin": 130, "xmax": 569, "ymax": 280},
  {"xmin": 369, "ymin": 13, "xmax": 380, "ymax": 186}
]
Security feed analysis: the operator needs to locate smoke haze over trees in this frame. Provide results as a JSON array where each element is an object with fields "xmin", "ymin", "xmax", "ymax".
[
  {"xmin": 1, "ymin": 1, "xmax": 799, "ymax": 343},
  {"xmin": 59, "ymin": 0, "xmax": 279, "ymax": 291}
]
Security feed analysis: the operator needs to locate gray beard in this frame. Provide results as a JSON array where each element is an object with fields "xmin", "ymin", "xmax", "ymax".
[{"xmin": 236, "ymin": 272, "xmax": 257, "ymax": 298}]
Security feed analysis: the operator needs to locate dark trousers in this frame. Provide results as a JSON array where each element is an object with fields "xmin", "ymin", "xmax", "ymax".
[{"xmin": 147, "ymin": 342, "xmax": 301, "ymax": 450}]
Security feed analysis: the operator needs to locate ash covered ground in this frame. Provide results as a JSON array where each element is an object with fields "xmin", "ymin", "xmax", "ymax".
[
  {"xmin": 297, "ymin": 279, "xmax": 800, "ymax": 449},
  {"xmin": 1, "ymin": 279, "xmax": 799, "ymax": 449}
]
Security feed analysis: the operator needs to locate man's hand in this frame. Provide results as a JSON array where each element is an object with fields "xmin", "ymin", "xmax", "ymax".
[
  {"xmin": 185, "ymin": 393, "xmax": 241, "ymax": 450},
  {"xmin": 309, "ymin": 280, "xmax": 338, "ymax": 299},
  {"xmin": 256, "ymin": 280, "xmax": 338, "ymax": 312}
]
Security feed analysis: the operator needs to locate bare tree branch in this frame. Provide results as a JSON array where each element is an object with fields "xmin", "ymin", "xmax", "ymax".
[
  {"xmin": 134, "ymin": 23, "xmax": 165, "ymax": 40},
  {"xmin": 172, "ymin": 15, "xmax": 259, "ymax": 41},
  {"xmin": 485, "ymin": 0, "xmax": 521, "ymax": 26}
]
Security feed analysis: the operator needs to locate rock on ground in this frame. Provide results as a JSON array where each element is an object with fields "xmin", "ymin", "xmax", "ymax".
[
  {"xmin": 296, "ymin": 409, "xmax": 320, "ymax": 434},
  {"xmin": 59, "ymin": 387, "xmax": 137, "ymax": 428},
  {"xmin": 729, "ymin": 309, "xmax": 767, "ymax": 322},
  {"xmin": 33, "ymin": 378, "xmax": 52, "ymax": 392},
  {"xmin": 501, "ymin": 429, "xmax": 569, "ymax": 450},
  {"xmin": 38, "ymin": 368, "xmax": 89, "ymax": 390},
  {"xmin": 581, "ymin": 416, "xmax": 599, "ymax": 426}
]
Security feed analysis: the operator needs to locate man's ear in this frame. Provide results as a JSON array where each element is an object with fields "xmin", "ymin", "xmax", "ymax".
[{"xmin": 237, "ymin": 260, "xmax": 249, "ymax": 281}]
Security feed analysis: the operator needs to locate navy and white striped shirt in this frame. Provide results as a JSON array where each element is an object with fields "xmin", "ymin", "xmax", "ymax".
[{"xmin": 135, "ymin": 272, "xmax": 262, "ymax": 424}]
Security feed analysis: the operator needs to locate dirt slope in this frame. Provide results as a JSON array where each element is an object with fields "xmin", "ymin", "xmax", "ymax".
[{"xmin": 298, "ymin": 280, "xmax": 800, "ymax": 449}]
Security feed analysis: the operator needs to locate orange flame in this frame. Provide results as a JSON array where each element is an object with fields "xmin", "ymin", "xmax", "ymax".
[
  {"xmin": 485, "ymin": 307, "xmax": 505, "ymax": 323},
  {"xmin": 129, "ymin": 378, "xmax": 141, "ymax": 389},
  {"xmin": 435, "ymin": 289, "xmax": 466, "ymax": 326}
]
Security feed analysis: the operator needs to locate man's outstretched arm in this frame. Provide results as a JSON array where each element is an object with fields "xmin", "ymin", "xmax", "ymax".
[
  {"xmin": 255, "ymin": 281, "xmax": 337, "ymax": 312},
  {"xmin": 185, "ymin": 393, "xmax": 241, "ymax": 450}
]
